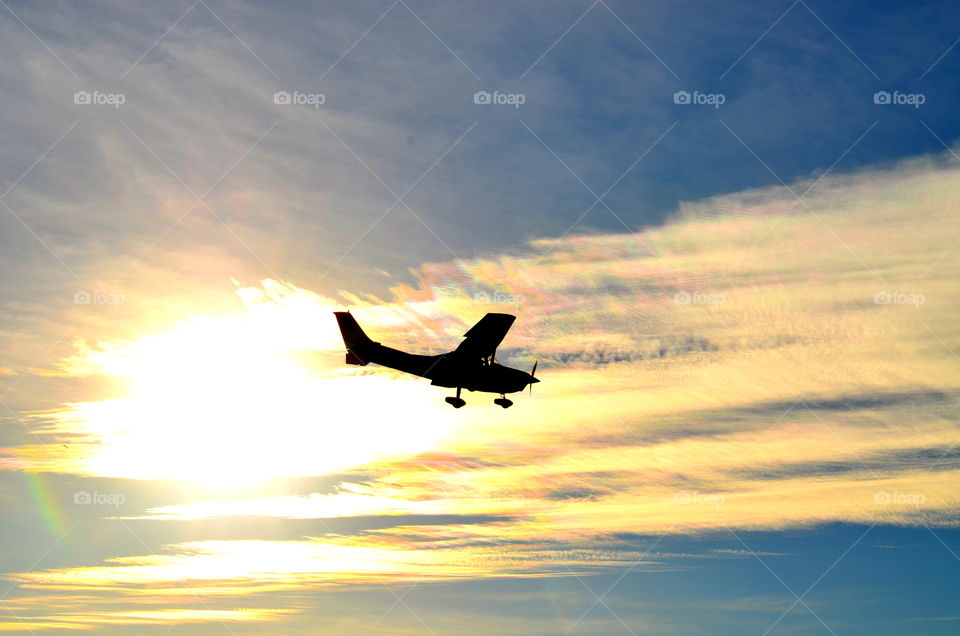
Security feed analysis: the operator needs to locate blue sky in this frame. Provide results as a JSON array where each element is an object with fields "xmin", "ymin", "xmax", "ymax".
[{"xmin": 1, "ymin": 0, "xmax": 959, "ymax": 634}]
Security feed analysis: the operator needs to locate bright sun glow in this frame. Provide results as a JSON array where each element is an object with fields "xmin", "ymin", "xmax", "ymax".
[{"xmin": 53, "ymin": 309, "xmax": 457, "ymax": 486}]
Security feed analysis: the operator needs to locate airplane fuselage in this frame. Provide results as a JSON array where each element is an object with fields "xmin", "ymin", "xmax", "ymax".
[
  {"xmin": 349, "ymin": 341, "xmax": 534, "ymax": 394},
  {"xmin": 334, "ymin": 311, "xmax": 538, "ymax": 407},
  {"xmin": 427, "ymin": 354, "xmax": 535, "ymax": 394}
]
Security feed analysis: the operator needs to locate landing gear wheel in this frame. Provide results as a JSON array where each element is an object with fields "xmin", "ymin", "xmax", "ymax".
[
  {"xmin": 493, "ymin": 397, "xmax": 513, "ymax": 409},
  {"xmin": 446, "ymin": 387, "xmax": 466, "ymax": 408}
]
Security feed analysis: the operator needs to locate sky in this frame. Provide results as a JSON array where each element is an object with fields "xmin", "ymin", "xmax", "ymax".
[{"xmin": 0, "ymin": 0, "xmax": 959, "ymax": 634}]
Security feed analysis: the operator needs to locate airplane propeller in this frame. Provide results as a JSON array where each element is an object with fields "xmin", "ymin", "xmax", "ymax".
[{"xmin": 529, "ymin": 360, "xmax": 539, "ymax": 394}]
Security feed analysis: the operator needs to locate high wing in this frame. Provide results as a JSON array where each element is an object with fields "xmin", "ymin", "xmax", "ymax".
[{"xmin": 454, "ymin": 313, "xmax": 516, "ymax": 361}]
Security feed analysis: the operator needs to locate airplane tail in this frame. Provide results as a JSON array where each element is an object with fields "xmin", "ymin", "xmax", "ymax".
[{"xmin": 334, "ymin": 311, "xmax": 374, "ymax": 366}]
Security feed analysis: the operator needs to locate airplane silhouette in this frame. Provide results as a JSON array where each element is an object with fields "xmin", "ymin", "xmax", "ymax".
[{"xmin": 334, "ymin": 311, "xmax": 538, "ymax": 408}]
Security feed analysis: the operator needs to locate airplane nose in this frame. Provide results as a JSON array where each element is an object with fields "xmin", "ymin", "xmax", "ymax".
[{"xmin": 530, "ymin": 376, "xmax": 540, "ymax": 383}]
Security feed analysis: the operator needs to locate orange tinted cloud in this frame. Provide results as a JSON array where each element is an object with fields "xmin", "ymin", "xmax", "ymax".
[{"xmin": 5, "ymin": 155, "xmax": 959, "ymax": 627}]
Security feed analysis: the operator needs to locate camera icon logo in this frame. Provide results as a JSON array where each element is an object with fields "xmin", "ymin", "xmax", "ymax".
[
  {"xmin": 273, "ymin": 91, "xmax": 292, "ymax": 105},
  {"xmin": 74, "ymin": 491, "xmax": 92, "ymax": 504},
  {"xmin": 873, "ymin": 91, "xmax": 891, "ymax": 105},
  {"xmin": 873, "ymin": 291, "xmax": 891, "ymax": 304},
  {"xmin": 73, "ymin": 91, "xmax": 91, "ymax": 105},
  {"xmin": 674, "ymin": 291, "xmax": 691, "ymax": 304},
  {"xmin": 873, "ymin": 491, "xmax": 892, "ymax": 504},
  {"xmin": 74, "ymin": 290, "xmax": 92, "ymax": 304},
  {"xmin": 673, "ymin": 90, "xmax": 691, "ymax": 105},
  {"xmin": 473, "ymin": 91, "xmax": 492, "ymax": 105}
]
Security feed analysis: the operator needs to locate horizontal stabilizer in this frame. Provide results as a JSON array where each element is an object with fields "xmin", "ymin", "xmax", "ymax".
[{"xmin": 345, "ymin": 351, "xmax": 368, "ymax": 366}]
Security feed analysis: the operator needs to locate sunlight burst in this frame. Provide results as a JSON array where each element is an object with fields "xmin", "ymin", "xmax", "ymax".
[{"xmin": 53, "ymin": 311, "xmax": 456, "ymax": 485}]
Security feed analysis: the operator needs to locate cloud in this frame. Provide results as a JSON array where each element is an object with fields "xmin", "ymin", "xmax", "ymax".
[
  {"xmin": 3, "ymin": 1, "xmax": 960, "ymax": 631},
  {"xmin": 6, "ymin": 151, "xmax": 957, "ymax": 629}
]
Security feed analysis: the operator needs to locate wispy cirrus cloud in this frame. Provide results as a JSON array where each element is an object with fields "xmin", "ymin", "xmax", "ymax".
[
  {"xmin": 3, "ymin": 1, "xmax": 960, "ymax": 633},
  {"xmin": 5, "ymin": 153, "xmax": 958, "ymax": 632}
]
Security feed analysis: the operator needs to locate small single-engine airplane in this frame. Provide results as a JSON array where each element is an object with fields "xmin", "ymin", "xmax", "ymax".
[{"xmin": 334, "ymin": 311, "xmax": 538, "ymax": 408}]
